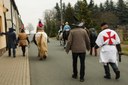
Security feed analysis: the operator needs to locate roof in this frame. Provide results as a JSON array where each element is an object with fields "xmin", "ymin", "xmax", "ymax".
[{"xmin": 11, "ymin": 0, "xmax": 19, "ymax": 15}]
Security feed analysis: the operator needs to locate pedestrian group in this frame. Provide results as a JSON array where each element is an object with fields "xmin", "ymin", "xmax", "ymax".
[{"xmin": 0, "ymin": 19, "xmax": 122, "ymax": 82}]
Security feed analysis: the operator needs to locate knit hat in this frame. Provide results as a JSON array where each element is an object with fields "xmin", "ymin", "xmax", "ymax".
[
  {"xmin": 38, "ymin": 20, "xmax": 43, "ymax": 28},
  {"xmin": 37, "ymin": 20, "xmax": 44, "ymax": 30}
]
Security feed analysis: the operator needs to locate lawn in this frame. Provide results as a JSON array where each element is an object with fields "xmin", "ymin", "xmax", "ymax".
[{"xmin": 121, "ymin": 41, "xmax": 128, "ymax": 55}]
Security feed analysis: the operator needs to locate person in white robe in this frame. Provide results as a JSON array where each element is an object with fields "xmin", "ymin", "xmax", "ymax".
[{"xmin": 95, "ymin": 22, "xmax": 121, "ymax": 80}]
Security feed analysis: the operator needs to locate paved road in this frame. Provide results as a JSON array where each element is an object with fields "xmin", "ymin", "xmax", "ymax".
[{"xmin": 29, "ymin": 38, "xmax": 128, "ymax": 85}]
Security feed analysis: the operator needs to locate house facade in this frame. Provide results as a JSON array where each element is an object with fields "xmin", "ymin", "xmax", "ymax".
[
  {"xmin": 0, "ymin": 0, "xmax": 8, "ymax": 56},
  {"xmin": 0, "ymin": 0, "xmax": 23, "ymax": 56}
]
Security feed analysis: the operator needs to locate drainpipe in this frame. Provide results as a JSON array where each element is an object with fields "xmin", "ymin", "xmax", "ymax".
[{"xmin": 10, "ymin": 0, "xmax": 13, "ymax": 28}]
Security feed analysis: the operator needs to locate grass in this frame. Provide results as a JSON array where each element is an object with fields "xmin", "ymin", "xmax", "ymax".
[
  {"xmin": 122, "ymin": 41, "xmax": 128, "ymax": 44},
  {"xmin": 122, "ymin": 47, "xmax": 128, "ymax": 52},
  {"xmin": 121, "ymin": 41, "xmax": 128, "ymax": 55}
]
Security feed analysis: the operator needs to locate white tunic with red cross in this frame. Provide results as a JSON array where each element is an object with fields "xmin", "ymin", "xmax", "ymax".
[{"xmin": 96, "ymin": 29, "xmax": 120, "ymax": 65}]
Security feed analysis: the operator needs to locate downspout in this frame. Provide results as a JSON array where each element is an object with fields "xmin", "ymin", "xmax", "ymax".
[{"xmin": 10, "ymin": 0, "xmax": 13, "ymax": 28}]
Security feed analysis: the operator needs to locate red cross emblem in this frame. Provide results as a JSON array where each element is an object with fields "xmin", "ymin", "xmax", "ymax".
[{"xmin": 103, "ymin": 31, "xmax": 116, "ymax": 45}]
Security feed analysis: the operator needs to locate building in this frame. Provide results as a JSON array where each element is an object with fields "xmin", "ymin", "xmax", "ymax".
[
  {"xmin": 0, "ymin": 0, "xmax": 8, "ymax": 56},
  {"xmin": 4, "ymin": 0, "xmax": 23, "ymax": 33},
  {"xmin": 0, "ymin": 0, "xmax": 23, "ymax": 56}
]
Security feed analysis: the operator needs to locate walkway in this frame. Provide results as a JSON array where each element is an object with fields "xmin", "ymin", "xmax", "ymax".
[{"xmin": 0, "ymin": 47, "xmax": 30, "ymax": 85}]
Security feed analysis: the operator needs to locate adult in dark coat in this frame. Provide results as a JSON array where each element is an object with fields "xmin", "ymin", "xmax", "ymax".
[
  {"xmin": 2, "ymin": 28, "xmax": 17, "ymax": 57},
  {"xmin": 89, "ymin": 28, "xmax": 97, "ymax": 56}
]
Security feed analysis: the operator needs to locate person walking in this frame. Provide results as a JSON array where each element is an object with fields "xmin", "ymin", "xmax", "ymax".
[
  {"xmin": 18, "ymin": 29, "xmax": 29, "ymax": 56},
  {"xmin": 89, "ymin": 28, "xmax": 97, "ymax": 56},
  {"xmin": 66, "ymin": 22, "xmax": 90, "ymax": 82},
  {"xmin": 95, "ymin": 22, "xmax": 121, "ymax": 79},
  {"xmin": 1, "ymin": 27, "xmax": 17, "ymax": 57}
]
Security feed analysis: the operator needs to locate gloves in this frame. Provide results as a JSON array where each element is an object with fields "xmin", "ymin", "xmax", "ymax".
[{"xmin": 94, "ymin": 44, "xmax": 99, "ymax": 49}]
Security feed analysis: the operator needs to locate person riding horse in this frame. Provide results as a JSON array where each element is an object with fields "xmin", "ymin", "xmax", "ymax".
[
  {"xmin": 63, "ymin": 22, "xmax": 71, "ymax": 48},
  {"xmin": 33, "ymin": 20, "xmax": 48, "ymax": 60}
]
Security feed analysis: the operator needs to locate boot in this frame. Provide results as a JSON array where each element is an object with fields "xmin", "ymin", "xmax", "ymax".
[
  {"xmin": 23, "ymin": 53, "xmax": 25, "ymax": 56},
  {"xmin": 104, "ymin": 65, "xmax": 111, "ymax": 79},
  {"xmin": 94, "ymin": 48, "xmax": 97, "ymax": 56},
  {"xmin": 23, "ymin": 51, "xmax": 25, "ymax": 56},
  {"xmin": 13, "ymin": 55, "xmax": 16, "ymax": 58},
  {"xmin": 110, "ymin": 63, "xmax": 120, "ymax": 80},
  {"xmin": 80, "ymin": 77, "xmax": 84, "ymax": 82},
  {"xmin": 115, "ymin": 71, "xmax": 120, "ymax": 79},
  {"xmin": 90, "ymin": 48, "xmax": 92, "ymax": 55},
  {"xmin": 104, "ymin": 75, "xmax": 111, "ymax": 79},
  {"xmin": 72, "ymin": 74, "xmax": 77, "ymax": 79}
]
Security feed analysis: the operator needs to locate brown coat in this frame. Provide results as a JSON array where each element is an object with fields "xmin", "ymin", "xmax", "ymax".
[
  {"xmin": 66, "ymin": 28, "xmax": 90, "ymax": 53},
  {"xmin": 18, "ymin": 33, "xmax": 28, "ymax": 46}
]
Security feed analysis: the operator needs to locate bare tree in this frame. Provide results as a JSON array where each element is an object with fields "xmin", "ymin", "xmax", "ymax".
[
  {"xmin": 94, "ymin": 11, "xmax": 119, "ymax": 27},
  {"xmin": 26, "ymin": 23, "xmax": 35, "ymax": 34},
  {"xmin": 43, "ymin": 9, "xmax": 58, "ymax": 37}
]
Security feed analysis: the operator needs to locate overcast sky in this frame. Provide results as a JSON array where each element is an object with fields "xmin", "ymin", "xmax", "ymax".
[{"xmin": 15, "ymin": 0, "xmax": 115, "ymax": 28}]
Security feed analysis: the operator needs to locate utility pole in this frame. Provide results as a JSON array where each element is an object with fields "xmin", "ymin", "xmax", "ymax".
[{"xmin": 60, "ymin": 0, "xmax": 63, "ymax": 24}]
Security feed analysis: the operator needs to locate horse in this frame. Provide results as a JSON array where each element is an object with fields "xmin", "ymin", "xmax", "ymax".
[
  {"xmin": 58, "ymin": 31, "xmax": 64, "ymax": 46},
  {"xmin": 33, "ymin": 31, "xmax": 48, "ymax": 60},
  {"xmin": 62, "ymin": 30, "xmax": 70, "ymax": 48}
]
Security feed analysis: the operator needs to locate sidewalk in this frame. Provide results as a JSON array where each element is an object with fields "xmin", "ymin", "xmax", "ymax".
[{"xmin": 0, "ymin": 47, "xmax": 30, "ymax": 85}]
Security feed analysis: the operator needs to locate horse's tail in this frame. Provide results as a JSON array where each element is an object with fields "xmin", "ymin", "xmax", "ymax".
[
  {"xmin": 38, "ymin": 34, "xmax": 43, "ymax": 47},
  {"xmin": 39, "ymin": 33, "xmax": 48, "ymax": 51}
]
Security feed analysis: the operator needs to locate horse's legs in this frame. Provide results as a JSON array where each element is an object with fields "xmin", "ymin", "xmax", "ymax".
[
  {"xmin": 43, "ymin": 52, "xmax": 47, "ymax": 59},
  {"xmin": 60, "ymin": 39, "xmax": 62, "ymax": 46}
]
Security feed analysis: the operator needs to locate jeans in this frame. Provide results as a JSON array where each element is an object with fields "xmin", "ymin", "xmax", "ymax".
[
  {"xmin": 72, "ymin": 53, "xmax": 86, "ymax": 79},
  {"xmin": 8, "ymin": 48, "xmax": 16, "ymax": 57},
  {"xmin": 104, "ymin": 62, "xmax": 119, "ymax": 76},
  {"xmin": 21, "ymin": 46, "xmax": 26, "ymax": 56}
]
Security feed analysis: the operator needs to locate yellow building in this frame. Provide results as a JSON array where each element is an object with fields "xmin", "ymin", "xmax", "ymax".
[
  {"xmin": 0, "ymin": 1, "xmax": 8, "ymax": 56},
  {"xmin": 0, "ymin": 0, "xmax": 23, "ymax": 56}
]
